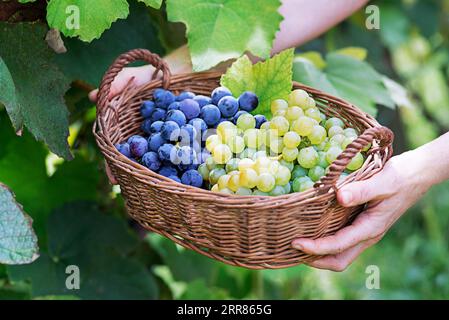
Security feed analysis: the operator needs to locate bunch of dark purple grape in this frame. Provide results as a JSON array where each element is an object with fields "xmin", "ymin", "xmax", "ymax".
[{"xmin": 115, "ymin": 87, "xmax": 263, "ymax": 187}]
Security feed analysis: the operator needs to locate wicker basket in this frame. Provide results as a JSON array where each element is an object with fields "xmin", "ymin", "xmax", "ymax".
[{"xmin": 94, "ymin": 49, "xmax": 394, "ymax": 269}]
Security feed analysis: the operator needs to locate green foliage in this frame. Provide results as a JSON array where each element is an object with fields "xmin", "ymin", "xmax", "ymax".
[
  {"xmin": 293, "ymin": 52, "xmax": 394, "ymax": 116},
  {"xmin": 0, "ymin": 184, "xmax": 39, "ymax": 265},
  {"xmin": 0, "ymin": 23, "xmax": 71, "ymax": 159},
  {"xmin": 8, "ymin": 202, "xmax": 159, "ymax": 300},
  {"xmin": 167, "ymin": 0, "xmax": 283, "ymax": 71},
  {"xmin": 221, "ymin": 49, "xmax": 294, "ymax": 117},
  {"xmin": 1, "ymin": 0, "xmax": 449, "ymax": 301}
]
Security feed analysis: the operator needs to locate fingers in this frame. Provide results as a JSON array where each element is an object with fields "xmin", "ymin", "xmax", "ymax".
[
  {"xmin": 337, "ymin": 171, "xmax": 396, "ymax": 207},
  {"xmin": 306, "ymin": 235, "xmax": 383, "ymax": 272},
  {"xmin": 89, "ymin": 89, "xmax": 98, "ymax": 102},
  {"xmin": 292, "ymin": 211, "xmax": 384, "ymax": 255},
  {"xmin": 105, "ymin": 162, "xmax": 118, "ymax": 185}
]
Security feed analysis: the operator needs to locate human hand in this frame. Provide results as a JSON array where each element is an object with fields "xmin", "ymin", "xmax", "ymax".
[{"xmin": 292, "ymin": 149, "xmax": 433, "ymax": 271}]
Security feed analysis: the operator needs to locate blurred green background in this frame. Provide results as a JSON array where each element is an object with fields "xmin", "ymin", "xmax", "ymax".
[{"xmin": 1, "ymin": 0, "xmax": 448, "ymax": 299}]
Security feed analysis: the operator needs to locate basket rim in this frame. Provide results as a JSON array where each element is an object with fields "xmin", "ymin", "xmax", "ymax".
[{"xmin": 94, "ymin": 73, "xmax": 390, "ymax": 205}]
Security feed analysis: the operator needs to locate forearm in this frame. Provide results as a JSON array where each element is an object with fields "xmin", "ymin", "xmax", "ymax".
[
  {"xmin": 272, "ymin": 0, "xmax": 369, "ymax": 53},
  {"xmin": 409, "ymin": 132, "xmax": 449, "ymax": 187}
]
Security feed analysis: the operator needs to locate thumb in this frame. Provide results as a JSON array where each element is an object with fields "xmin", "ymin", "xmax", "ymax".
[{"xmin": 337, "ymin": 173, "xmax": 388, "ymax": 207}]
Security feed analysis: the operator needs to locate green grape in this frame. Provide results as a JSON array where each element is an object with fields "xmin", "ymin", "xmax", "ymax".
[
  {"xmin": 260, "ymin": 121, "xmax": 271, "ymax": 131},
  {"xmin": 325, "ymin": 117, "xmax": 344, "ymax": 130},
  {"xmin": 279, "ymin": 159, "xmax": 294, "ymax": 171},
  {"xmin": 308, "ymin": 166, "xmax": 326, "ymax": 182},
  {"xmin": 305, "ymin": 108, "xmax": 322, "ymax": 122},
  {"xmin": 328, "ymin": 126, "xmax": 344, "ymax": 138},
  {"xmin": 286, "ymin": 106, "xmax": 304, "ymax": 121},
  {"xmin": 268, "ymin": 160, "xmax": 280, "ymax": 175},
  {"xmin": 244, "ymin": 129, "xmax": 263, "ymax": 149},
  {"xmin": 347, "ymin": 152, "xmax": 364, "ymax": 171},
  {"xmin": 254, "ymin": 156, "xmax": 271, "ymax": 174},
  {"xmin": 238, "ymin": 158, "xmax": 255, "ymax": 171},
  {"xmin": 320, "ymin": 112, "xmax": 327, "ymax": 123},
  {"xmin": 314, "ymin": 138, "xmax": 329, "ymax": 151},
  {"xmin": 269, "ymin": 136, "xmax": 284, "ymax": 154},
  {"xmin": 289, "ymin": 89, "xmax": 309, "ymax": 107},
  {"xmin": 240, "ymin": 168, "xmax": 259, "ymax": 188},
  {"xmin": 198, "ymin": 163, "xmax": 210, "ymax": 181},
  {"xmin": 211, "ymin": 184, "xmax": 219, "ymax": 192},
  {"xmin": 227, "ymin": 172, "xmax": 241, "ymax": 192},
  {"xmin": 339, "ymin": 172, "xmax": 349, "ymax": 183},
  {"xmin": 270, "ymin": 185, "xmax": 286, "ymax": 196},
  {"xmin": 344, "ymin": 128, "xmax": 358, "ymax": 138},
  {"xmin": 270, "ymin": 116, "xmax": 290, "ymax": 136},
  {"xmin": 219, "ymin": 188, "xmax": 234, "ymax": 195},
  {"xmin": 303, "ymin": 96, "xmax": 316, "ymax": 110},
  {"xmin": 206, "ymin": 134, "xmax": 222, "ymax": 152},
  {"xmin": 330, "ymin": 134, "xmax": 346, "ymax": 146},
  {"xmin": 292, "ymin": 176, "xmax": 312, "ymax": 192},
  {"xmin": 253, "ymin": 190, "xmax": 270, "ymax": 196},
  {"xmin": 237, "ymin": 113, "xmax": 256, "ymax": 131},
  {"xmin": 218, "ymin": 174, "xmax": 231, "ymax": 189},
  {"xmin": 273, "ymin": 110, "xmax": 287, "ymax": 117},
  {"xmin": 271, "ymin": 99, "xmax": 289, "ymax": 115},
  {"xmin": 300, "ymin": 180, "xmax": 315, "ymax": 192},
  {"xmin": 282, "ymin": 147, "xmax": 299, "ymax": 162},
  {"xmin": 209, "ymin": 168, "xmax": 227, "ymax": 184},
  {"xmin": 317, "ymin": 151, "xmax": 329, "ymax": 168},
  {"xmin": 213, "ymin": 144, "xmax": 233, "ymax": 164},
  {"xmin": 228, "ymin": 135, "xmax": 245, "ymax": 154},
  {"xmin": 235, "ymin": 187, "xmax": 253, "ymax": 195},
  {"xmin": 297, "ymin": 146, "xmax": 319, "ymax": 169},
  {"xmin": 239, "ymin": 148, "xmax": 257, "ymax": 159},
  {"xmin": 253, "ymin": 150, "xmax": 268, "ymax": 160},
  {"xmin": 218, "ymin": 122, "xmax": 238, "ymax": 144},
  {"xmin": 283, "ymin": 131, "xmax": 301, "ymax": 148},
  {"xmin": 291, "ymin": 116, "xmax": 315, "ymax": 136},
  {"xmin": 257, "ymin": 173, "xmax": 276, "ymax": 192},
  {"xmin": 362, "ymin": 143, "xmax": 371, "ymax": 152},
  {"xmin": 275, "ymin": 165, "xmax": 291, "ymax": 185},
  {"xmin": 326, "ymin": 146, "xmax": 343, "ymax": 164},
  {"xmin": 342, "ymin": 136, "xmax": 356, "ymax": 149},
  {"xmin": 205, "ymin": 156, "xmax": 223, "ymax": 171},
  {"xmin": 292, "ymin": 165, "xmax": 308, "ymax": 180},
  {"xmin": 308, "ymin": 125, "xmax": 327, "ymax": 145},
  {"xmin": 226, "ymin": 158, "xmax": 240, "ymax": 173},
  {"xmin": 283, "ymin": 182, "xmax": 292, "ymax": 194}
]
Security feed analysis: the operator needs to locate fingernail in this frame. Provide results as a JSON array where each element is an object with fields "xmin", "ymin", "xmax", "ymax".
[
  {"xmin": 340, "ymin": 190, "xmax": 352, "ymax": 205},
  {"xmin": 292, "ymin": 241, "xmax": 303, "ymax": 250}
]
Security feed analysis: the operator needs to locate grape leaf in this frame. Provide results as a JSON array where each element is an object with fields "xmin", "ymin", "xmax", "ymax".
[
  {"xmin": 293, "ymin": 52, "xmax": 395, "ymax": 116},
  {"xmin": 0, "ymin": 22, "xmax": 71, "ymax": 159},
  {"xmin": 166, "ymin": 0, "xmax": 283, "ymax": 71},
  {"xmin": 138, "ymin": 0, "xmax": 163, "ymax": 9},
  {"xmin": 0, "ymin": 112, "xmax": 99, "ymax": 243},
  {"xmin": 221, "ymin": 49, "xmax": 294, "ymax": 117},
  {"xmin": 8, "ymin": 202, "xmax": 159, "ymax": 300},
  {"xmin": 46, "ymin": 0, "xmax": 130, "ymax": 42},
  {"xmin": 0, "ymin": 183, "xmax": 39, "ymax": 265},
  {"xmin": 56, "ymin": 0, "xmax": 165, "ymax": 86}
]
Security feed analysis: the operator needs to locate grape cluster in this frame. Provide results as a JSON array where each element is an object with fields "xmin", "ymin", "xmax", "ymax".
[
  {"xmin": 115, "ymin": 87, "xmax": 260, "ymax": 187},
  {"xmin": 201, "ymin": 89, "xmax": 365, "ymax": 196}
]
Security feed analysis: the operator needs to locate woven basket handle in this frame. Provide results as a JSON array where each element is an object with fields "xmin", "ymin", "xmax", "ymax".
[
  {"xmin": 97, "ymin": 49, "xmax": 171, "ymax": 113},
  {"xmin": 316, "ymin": 126, "xmax": 394, "ymax": 193}
]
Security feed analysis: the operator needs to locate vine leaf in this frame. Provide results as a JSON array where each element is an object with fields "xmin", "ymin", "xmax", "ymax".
[
  {"xmin": 46, "ymin": 0, "xmax": 130, "ymax": 42},
  {"xmin": 167, "ymin": 0, "xmax": 283, "ymax": 71},
  {"xmin": 0, "ymin": 22, "xmax": 71, "ymax": 159},
  {"xmin": 221, "ymin": 49, "xmax": 294, "ymax": 117},
  {"xmin": 138, "ymin": 0, "xmax": 163, "ymax": 9},
  {"xmin": 293, "ymin": 52, "xmax": 395, "ymax": 116},
  {"xmin": 8, "ymin": 202, "xmax": 159, "ymax": 300},
  {"xmin": 0, "ymin": 183, "xmax": 39, "ymax": 265}
]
